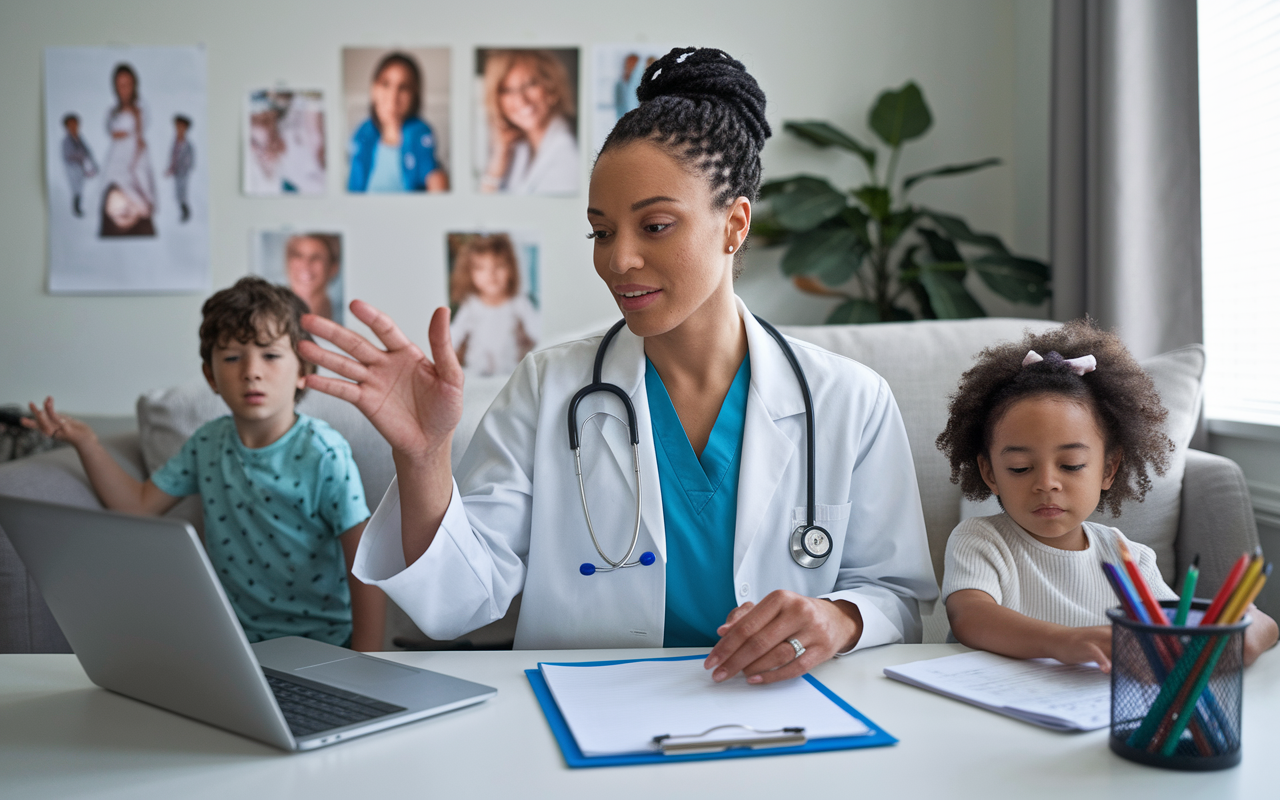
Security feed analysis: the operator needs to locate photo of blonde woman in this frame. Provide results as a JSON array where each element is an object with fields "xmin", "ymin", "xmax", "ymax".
[{"xmin": 475, "ymin": 48, "xmax": 579, "ymax": 195}]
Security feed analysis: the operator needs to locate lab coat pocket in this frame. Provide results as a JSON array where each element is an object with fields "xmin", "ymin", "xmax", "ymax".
[{"xmin": 791, "ymin": 502, "xmax": 853, "ymax": 526}]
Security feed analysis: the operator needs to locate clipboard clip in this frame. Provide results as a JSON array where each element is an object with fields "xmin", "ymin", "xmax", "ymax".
[{"xmin": 651, "ymin": 724, "xmax": 807, "ymax": 755}]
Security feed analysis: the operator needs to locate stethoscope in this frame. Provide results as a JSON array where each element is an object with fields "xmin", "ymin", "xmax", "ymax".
[{"xmin": 567, "ymin": 315, "xmax": 832, "ymax": 576}]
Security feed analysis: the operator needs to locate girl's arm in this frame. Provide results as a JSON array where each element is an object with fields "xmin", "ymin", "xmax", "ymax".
[
  {"xmin": 1244, "ymin": 605, "xmax": 1279, "ymax": 666},
  {"xmin": 24, "ymin": 397, "xmax": 180, "ymax": 516},
  {"xmin": 341, "ymin": 521, "xmax": 386, "ymax": 652},
  {"xmin": 947, "ymin": 588, "xmax": 1113, "ymax": 671}
]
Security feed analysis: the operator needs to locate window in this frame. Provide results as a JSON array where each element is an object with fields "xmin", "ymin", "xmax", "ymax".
[{"xmin": 1199, "ymin": 0, "xmax": 1280, "ymax": 425}]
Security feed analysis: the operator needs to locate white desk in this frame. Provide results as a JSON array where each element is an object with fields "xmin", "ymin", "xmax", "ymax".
[{"xmin": 1, "ymin": 644, "xmax": 1277, "ymax": 799}]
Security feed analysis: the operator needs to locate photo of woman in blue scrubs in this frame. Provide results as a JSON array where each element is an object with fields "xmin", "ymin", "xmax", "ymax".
[
  {"xmin": 303, "ymin": 47, "xmax": 939, "ymax": 685},
  {"xmin": 346, "ymin": 49, "xmax": 449, "ymax": 193}
]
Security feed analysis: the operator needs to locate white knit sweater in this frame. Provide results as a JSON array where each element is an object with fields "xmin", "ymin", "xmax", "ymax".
[{"xmin": 941, "ymin": 513, "xmax": 1177, "ymax": 627}]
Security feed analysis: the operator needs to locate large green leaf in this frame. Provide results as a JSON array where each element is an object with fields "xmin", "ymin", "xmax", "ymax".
[
  {"xmin": 918, "ymin": 210, "xmax": 1009, "ymax": 254},
  {"xmin": 919, "ymin": 263, "xmax": 986, "ymax": 319},
  {"xmin": 918, "ymin": 227, "xmax": 962, "ymax": 263},
  {"xmin": 783, "ymin": 120, "xmax": 877, "ymax": 171},
  {"xmin": 868, "ymin": 82, "xmax": 932, "ymax": 147},
  {"xmin": 747, "ymin": 213, "xmax": 791, "ymax": 247},
  {"xmin": 852, "ymin": 185, "xmax": 891, "ymax": 220},
  {"xmin": 827, "ymin": 298, "xmax": 881, "ymax": 324},
  {"xmin": 903, "ymin": 158, "xmax": 1002, "ymax": 192},
  {"xmin": 880, "ymin": 208, "xmax": 920, "ymax": 251},
  {"xmin": 781, "ymin": 226, "xmax": 866, "ymax": 285},
  {"xmin": 971, "ymin": 253, "xmax": 1052, "ymax": 304},
  {"xmin": 766, "ymin": 175, "xmax": 847, "ymax": 231}
]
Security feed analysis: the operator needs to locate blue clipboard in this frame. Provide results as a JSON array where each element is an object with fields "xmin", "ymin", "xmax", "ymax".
[{"xmin": 525, "ymin": 654, "xmax": 897, "ymax": 768}]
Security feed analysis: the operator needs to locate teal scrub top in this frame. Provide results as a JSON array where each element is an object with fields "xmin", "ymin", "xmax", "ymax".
[{"xmin": 645, "ymin": 354, "xmax": 751, "ymax": 647}]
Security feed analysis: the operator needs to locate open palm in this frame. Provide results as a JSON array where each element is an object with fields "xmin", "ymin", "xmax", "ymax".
[{"xmin": 299, "ymin": 302, "xmax": 463, "ymax": 462}]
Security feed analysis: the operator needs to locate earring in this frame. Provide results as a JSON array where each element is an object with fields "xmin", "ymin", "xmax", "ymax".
[{"xmin": 727, "ymin": 245, "xmax": 735, "ymax": 253}]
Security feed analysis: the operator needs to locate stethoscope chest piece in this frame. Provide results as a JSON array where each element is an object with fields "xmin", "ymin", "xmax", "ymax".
[{"xmin": 790, "ymin": 525, "xmax": 831, "ymax": 569}]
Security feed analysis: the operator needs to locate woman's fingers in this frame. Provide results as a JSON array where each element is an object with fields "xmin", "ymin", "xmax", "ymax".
[
  {"xmin": 705, "ymin": 595, "xmax": 783, "ymax": 678},
  {"xmin": 426, "ymin": 307, "xmax": 463, "ymax": 387},
  {"xmin": 716, "ymin": 602, "xmax": 755, "ymax": 636},
  {"xmin": 24, "ymin": 402, "xmax": 55, "ymax": 436},
  {"xmin": 298, "ymin": 340, "xmax": 370, "ymax": 383},
  {"xmin": 301, "ymin": 313, "xmax": 385, "ymax": 366},
  {"xmin": 349, "ymin": 300, "xmax": 414, "ymax": 353},
  {"xmin": 304, "ymin": 374, "xmax": 362, "ymax": 406}
]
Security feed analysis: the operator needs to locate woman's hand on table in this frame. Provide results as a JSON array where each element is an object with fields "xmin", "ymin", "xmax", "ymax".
[
  {"xmin": 704, "ymin": 590, "xmax": 863, "ymax": 685},
  {"xmin": 300, "ymin": 302, "xmax": 464, "ymax": 464}
]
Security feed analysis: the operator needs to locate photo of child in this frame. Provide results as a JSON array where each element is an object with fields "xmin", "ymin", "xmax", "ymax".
[
  {"xmin": 43, "ymin": 46, "xmax": 208, "ymax": 294},
  {"xmin": 60, "ymin": 113, "xmax": 97, "ymax": 217},
  {"xmin": 446, "ymin": 232, "xmax": 541, "ymax": 377},
  {"xmin": 166, "ymin": 115, "xmax": 194, "ymax": 222},
  {"xmin": 253, "ymin": 230, "xmax": 344, "ymax": 325},
  {"xmin": 590, "ymin": 45, "xmax": 673, "ymax": 154},
  {"xmin": 244, "ymin": 89, "xmax": 326, "ymax": 195},
  {"xmin": 343, "ymin": 47, "xmax": 450, "ymax": 193}
]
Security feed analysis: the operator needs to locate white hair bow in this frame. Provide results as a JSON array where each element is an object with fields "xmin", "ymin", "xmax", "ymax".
[{"xmin": 1022, "ymin": 350, "xmax": 1097, "ymax": 376}]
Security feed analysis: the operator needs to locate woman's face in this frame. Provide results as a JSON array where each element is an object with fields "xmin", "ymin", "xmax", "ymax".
[
  {"xmin": 114, "ymin": 71, "xmax": 136, "ymax": 105},
  {"xmin": 498, "ymin": 62, "xmax": 551, "ymax": 135},
  {"xmin": 371, "ymin": 63, "xmax": 414, "ymax": 129},
  {"xmin": 285, "ymin": 237, "xmax": 335, "ymax": 298},
  {"xmin": 469, "ymin": 253, "xmax": 511, "ymax": 304},
  {"xmin": 587, "ymin": 141, "xmax": 747, "ymax": 339}
]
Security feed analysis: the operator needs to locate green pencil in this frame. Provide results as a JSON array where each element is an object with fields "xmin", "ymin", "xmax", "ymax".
[{"xmin": 1174, "ymin": 555, "xmax": 1200, "ymax": 626}]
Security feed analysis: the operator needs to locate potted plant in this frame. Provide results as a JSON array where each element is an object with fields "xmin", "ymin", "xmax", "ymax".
[{"xmin": 756, "ymin": 82, "xmax": 1050, "ymax": 323}]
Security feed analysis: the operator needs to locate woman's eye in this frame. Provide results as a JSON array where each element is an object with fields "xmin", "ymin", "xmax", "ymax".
[
  {"xmin": 586, "ymin": 230, "xmax": 610, "ymax": 241},
  {"xmin": 644, "ymin": 222, "xmax": 671, "ymax": 234}
]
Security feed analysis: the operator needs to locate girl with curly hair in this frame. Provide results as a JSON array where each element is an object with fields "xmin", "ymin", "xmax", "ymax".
[{"xmin": 936, "ymin": 319, "xmax": 1276, "ymax": 669}]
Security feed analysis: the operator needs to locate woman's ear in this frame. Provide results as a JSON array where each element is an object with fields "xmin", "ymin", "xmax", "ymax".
[
  {"xmin": 977, "ymin": 453, "xmax": 999, "ymax": 496},
  {"xmin": 1101, "ymin": 449, "xmax": 1123, "ymax": 491},
  {"xmin": 725, "ymin": 197, "xmax": 751, "ymax": 252}
]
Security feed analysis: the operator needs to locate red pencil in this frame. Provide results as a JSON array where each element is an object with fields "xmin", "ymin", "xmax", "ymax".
[
  {"xmin": 1118, "ymin": 539, "xmax": 1170, "ymax": 625},
  {"xmin": 1201, "ymin": 552, "xmax": 1252, "ymax": 625}
]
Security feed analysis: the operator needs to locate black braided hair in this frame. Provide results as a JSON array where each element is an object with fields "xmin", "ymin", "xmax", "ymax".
[{"xmin": 598, "ymin": 47, "xmax": 771, "ymax": 207}]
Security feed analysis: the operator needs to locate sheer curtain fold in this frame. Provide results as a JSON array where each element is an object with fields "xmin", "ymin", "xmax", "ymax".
[{"xmin": 1051, "ymin": 0, "xmax": 1203, "ymax": 360}]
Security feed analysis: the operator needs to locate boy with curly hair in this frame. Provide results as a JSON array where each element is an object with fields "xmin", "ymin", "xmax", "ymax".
[
  {"xmin": 935, "ymin": 319, "xmax": 1275, "ymax": 669},
  {"xmin": 26, "ymin": 277, "xmax": 384, "ymax": 650}
]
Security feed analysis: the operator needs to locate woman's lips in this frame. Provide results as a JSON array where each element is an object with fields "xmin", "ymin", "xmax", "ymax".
[{"xmin": 616, "ymin": 286, "xmax": 661, "ymax": 312}]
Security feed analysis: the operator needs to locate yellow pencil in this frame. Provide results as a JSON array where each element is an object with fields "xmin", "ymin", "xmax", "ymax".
[
  {"xmin": 1223, "ymin": 563, "xmax": 1270, "ymax": 625},
  {"xmin": 1220, "ymin": 551, "xmax": 1265, "ymax": 624}
]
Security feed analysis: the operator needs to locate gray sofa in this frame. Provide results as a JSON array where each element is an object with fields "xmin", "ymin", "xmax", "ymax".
[{"xmin": 0, "ymin": 318, "xmax": 1260, "ymax": 652}]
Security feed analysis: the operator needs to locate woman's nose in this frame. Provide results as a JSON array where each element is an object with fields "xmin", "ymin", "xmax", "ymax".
[{"xmin": 610, "ymin": 235, "xmax": 643, "ymax": 274}]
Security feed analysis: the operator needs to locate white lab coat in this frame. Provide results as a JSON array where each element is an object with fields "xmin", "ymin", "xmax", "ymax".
[{"xmin": 354, "ymin": 298, "xmax": 939, "ymax": 650}]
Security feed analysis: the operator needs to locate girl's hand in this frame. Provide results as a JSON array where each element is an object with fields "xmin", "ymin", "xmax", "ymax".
[
  {"xmin": 703, "ymin": 591, "xmax": 862, "ymax": 685},
  {"xmin": 299, "ymin": 302, "xmax": 463, "ymax": 465},
  {"xmin": 1051, "ymin": 625, "xmax": 1112, "ymax": 672},
  {"xmin": 22, "ymin": 397, "xmax": 97, "ymax": 449}
]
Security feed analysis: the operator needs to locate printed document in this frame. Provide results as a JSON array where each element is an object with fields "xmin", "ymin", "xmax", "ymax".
[
  {"xmin": 540, "ymin": 658, "xmax": 871, "ymax": 756},
  {"xmin": 884, "ymin": 651, "xmax": 1110, "ymax": 731}
]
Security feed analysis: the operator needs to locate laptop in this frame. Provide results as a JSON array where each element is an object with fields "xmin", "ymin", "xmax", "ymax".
[{"xmin": 0, "ymin": 495, "xmax": 496, "ymax": 751}]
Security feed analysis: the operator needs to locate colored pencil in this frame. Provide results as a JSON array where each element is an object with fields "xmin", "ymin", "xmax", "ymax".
[
  {"xmin": 1174, "ymin": 555, "xmax": 1199, "ymax": 627},
  {"xmin": 1219, "ymin": 551, "xmax": 1265, "ymax": 626},
  {"xmin": 1118, "ymin": 538, "xmax": 1170, "ymax": 625},
  {"xmin": 1201, "ymin": 552, "xmax": 1251, "ymax": 625}
]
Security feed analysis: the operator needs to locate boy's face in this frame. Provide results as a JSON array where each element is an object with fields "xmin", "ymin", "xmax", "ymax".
[
  {"xmin": 976, "ymin": 395, "xmax": 1120, "ymax": 550},
  {"xmin": 202, "ymin": 330, "xmax": 306, "ymax": 427}
]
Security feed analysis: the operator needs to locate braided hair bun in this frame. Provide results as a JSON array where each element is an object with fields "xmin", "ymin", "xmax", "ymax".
[{"xmin": 600, "ymin": 47, "xmax": 771, "ymax": 206}]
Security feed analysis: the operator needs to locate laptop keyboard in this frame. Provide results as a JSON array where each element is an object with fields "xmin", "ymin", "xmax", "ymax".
[{"xmin": 266, "ymin": 674, "xmax": 406, "ymax": 738}]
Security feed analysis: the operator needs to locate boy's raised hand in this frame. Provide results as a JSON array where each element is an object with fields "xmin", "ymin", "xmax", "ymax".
[
  {"xmin": 300, "ymin": 302, "xmax": 463, "ymax": 464},
  {"xmin": 22, "ymin": 397, "xmax": 96, "ymax": 448}
]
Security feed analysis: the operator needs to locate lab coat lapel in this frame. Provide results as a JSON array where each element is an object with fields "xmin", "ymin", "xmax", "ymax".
[
  {"xmin": 733, "ymin": 302, "xmax": 807, "ymax": 572},
  {"xmin": 596, "ymin": 321, "xmax": 667, "ymax": 562}
]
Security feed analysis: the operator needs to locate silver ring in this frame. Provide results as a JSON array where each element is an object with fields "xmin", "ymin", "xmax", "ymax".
[{"xmin": 788, "ymin": 638, "xmax": 806, "ymax": 660}]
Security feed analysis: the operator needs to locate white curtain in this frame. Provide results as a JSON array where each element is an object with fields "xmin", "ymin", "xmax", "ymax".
[{"xmin": 1050, "ymin": 0, "xmax": 1203, "ymax": 359}]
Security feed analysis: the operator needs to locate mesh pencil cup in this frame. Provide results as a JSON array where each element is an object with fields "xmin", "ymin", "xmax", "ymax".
[{"xmin": 1108, "ymin": 601, "xmax": 1248, "ymax": 771}]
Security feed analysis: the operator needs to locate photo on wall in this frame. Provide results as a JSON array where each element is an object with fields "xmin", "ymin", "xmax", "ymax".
[
  {"xmin": 252, "ymin": 230, "xmax": 344, "ymax": 325},
  {"xmin": 244, "ymin": 89, "xmax": 326, "ymax": 195},
  {"xmin": 446, "ymin": 231, "xmax": 541, "ymax": 377},
  {"xmin": 43, "ymin": 46, "xmax": 209, "ymax": 294},
  {"xmin": 342, "ymin": 47, "xmax": 450, "ymax": 193},
  {"xmin": 473, "ymin": 48, "xmax": 580, "ymax": 196},
  {"xmin": 590, "ymin": 44, "xmax": 675, "ymax": 154}
]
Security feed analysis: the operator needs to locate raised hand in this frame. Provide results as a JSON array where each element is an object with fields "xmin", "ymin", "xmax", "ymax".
[
  {"xmin": 300, "ymin": 302, "xmax": 464, "ymax": 465},
  {"xmin": 22, "ymin": 397, "xmax": 97, "ymax": 448}
]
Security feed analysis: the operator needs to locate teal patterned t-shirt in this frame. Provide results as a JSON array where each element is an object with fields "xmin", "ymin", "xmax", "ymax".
[{"xmin": 150, "ymin": 414, "xmax": 370, "ymax": 645}]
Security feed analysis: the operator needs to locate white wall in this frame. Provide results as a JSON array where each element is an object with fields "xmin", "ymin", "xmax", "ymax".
[{"xmin": 0, "ymin": 0, "xmax": 1051, "ymax": 415}]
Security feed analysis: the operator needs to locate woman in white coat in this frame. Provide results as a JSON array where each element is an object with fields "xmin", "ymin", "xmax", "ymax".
[{"xmin": 301, "ymin": 48, "xmax": 938, "ymax": 685}]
